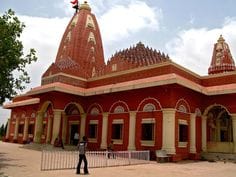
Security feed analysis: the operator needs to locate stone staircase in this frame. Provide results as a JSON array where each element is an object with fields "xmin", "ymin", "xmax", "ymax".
[{"xmin": 201, "ymin": 152, "xmax": 236, "ymax": 163}]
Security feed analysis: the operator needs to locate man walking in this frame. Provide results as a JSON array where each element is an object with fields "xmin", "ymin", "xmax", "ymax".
[{"xmin": 76, "ymin": 136, "xmax": 89, "ymax": 175}]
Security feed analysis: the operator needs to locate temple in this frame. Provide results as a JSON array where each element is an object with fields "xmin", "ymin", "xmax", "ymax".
[{"xmin": 3, "ymin": 1, "xmax": 236, "ymax": 161}]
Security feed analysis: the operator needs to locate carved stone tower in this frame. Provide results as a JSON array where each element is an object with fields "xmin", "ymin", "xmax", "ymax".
[
  {"xmin": 42, "ymin": 1, "xmax": 105, "ymax": 86},
  {"xmin": 208, "ymin": 35, "xmax": 235, "ymax": 74}
]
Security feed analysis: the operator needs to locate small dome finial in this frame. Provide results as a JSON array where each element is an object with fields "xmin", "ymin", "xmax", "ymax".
[
  {"xmin": 217, "ymin": 34, "xmax": 225, "ymax": 43},
  {"xmin": 79, "ymin": 1, "xmax": 91, "ymax": 11}
]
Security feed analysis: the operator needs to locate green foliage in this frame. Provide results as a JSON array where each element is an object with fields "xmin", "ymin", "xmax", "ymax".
[{"xmin": 0, "ymin": 9, "xmax": 37, "ymax": 105}]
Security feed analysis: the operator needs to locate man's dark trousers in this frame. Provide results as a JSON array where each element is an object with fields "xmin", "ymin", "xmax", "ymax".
[{"xmin": 76, "ymin": 154, "xmax": 88, "ymax": 174}]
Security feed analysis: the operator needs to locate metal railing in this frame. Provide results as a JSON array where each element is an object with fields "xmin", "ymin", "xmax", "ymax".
[{"xmin": 41, "ymin": 150, "xmax": 150, "ymax": 171}]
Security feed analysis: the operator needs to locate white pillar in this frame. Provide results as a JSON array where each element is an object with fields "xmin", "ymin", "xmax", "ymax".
[
  {"xmin": 80, "ymin": 113, "xmax": 86, "ymax": 141},
  {"xmin": 100, "ymin": 112, "xmax": 108, "ymax": 149},
  {"xmin": 128, "ymin": 111, "xmax": 136, "ymax": 150},
  {"xmin": 34, "ymin": 111, "xmax": 44, "ymax": 143},
  {"xmin": 231, "ymin": 114, "xmax": 236, "ymax": 153},
  {"xmin": 201, "ymin": 115, "xmax": 207, "ymax": 152},
  {"xmin": 23, "ymin": 117, "xmax": 29, "ymax": 142},
  {"xmin": 61, "ymin": 113, "xmax": 68, "ymax": 144},
  {"xmin": 5, "ymin": 119, "xmax": 10, "ymax": 140},
  {"xmin": 190, "ymin": 113, "xmax": 196, "ymax": 153},
  {"xmin": 13, "ymin": 117, "xmax": 19, "ymax": 140},
  {"xmin": 51, "ymin": 109, "xmax": 62, "ymax": 144},
  {"xmin": 46, "ymin": 116, "xmax": 52, "ymax": 143},
  {"xmin": 162, "ymin": 109, "xmax": 176, "ymax": 154}
]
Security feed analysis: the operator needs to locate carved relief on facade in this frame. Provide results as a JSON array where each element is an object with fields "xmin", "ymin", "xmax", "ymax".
[
  {"xmin": 90, "ymin": 107, "xmax": 100, "ymax": 115},
  {"xmin": 92, "ymin": 67, "xmax": 96, "ymax": 77},
  {"xmin": 114, "ymin": 106, "xmax": 125, "ymax": 113},
  {"xmin": 143, "ymin": 103, "xmax": 156, "ymax": 112},
  {"xmin": 71, "ymin": 14, "xmax": 79, "ymax": 27},
  {"xmin": 88, "ymin": 32, "xmax": 96, "ymax": 44},
  {"xmin": 86, "ymin": 15, "xmax": 96, "ymax": 30}
]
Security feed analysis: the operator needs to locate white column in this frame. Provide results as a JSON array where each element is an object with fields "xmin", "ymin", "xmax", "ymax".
[
  {"xmin": 128, "ymin": 111, "xmax": 136, "ymax": 150},
  {"xmin": 51, "ymin": 109, "xmax": 62, "ymax": 144},
  {"xmin": 80, "ymin": 113, "xmax": 87, "ymax": 141},
  {"xmin": 46, "ymin": 116, "xmax": 52, "ymax": 143},
  {"xmin": 231, "ymin": 114, "xmax": 236, "ymax": 153},
  {"xmin": 201, "ymin": 115, "xmax": 207, "ymax": 152},
  {"xmin": 13, "ymin": 117, "xmax": 19, "ymax": 140},
  {"xmin": 190, "ymin": 113, "xmax": 196, "ymax": 153},
  {"xmin": 23, "ymin": 117, "xmax": 29, "ymax": 142},
  {"xmin": 100, "ymin": 112, "xmax": 108, "ymax": 149},
  {"xmin": 61, "ymin": 113, "xmax": 68, "ymax": 144},
  {"xmin": 162, "ymin": 109, "xmax": 176, "ymax": 154},
  {"xmin": 5, "ymin": 119, "xmax": 10, "ymax": 140},
  {"xmin": 34, "ymin": 111, "xmax": 44, "ymax": 143}
]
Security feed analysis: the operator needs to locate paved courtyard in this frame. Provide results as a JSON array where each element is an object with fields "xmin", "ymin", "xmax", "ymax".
[{"xmin": 0, "ymin": 141, "xmax": 236, "ymax": 177}]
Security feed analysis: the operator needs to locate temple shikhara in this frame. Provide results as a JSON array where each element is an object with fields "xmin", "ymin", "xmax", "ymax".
[{"xmin": 3, "ymin": 1, "xmax": 236, "ymax": 161}]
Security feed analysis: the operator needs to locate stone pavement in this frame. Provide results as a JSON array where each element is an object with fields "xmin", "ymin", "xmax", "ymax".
[{"xmin": 1, "ymin": 141, "xmax": 236, "ymax": 177}]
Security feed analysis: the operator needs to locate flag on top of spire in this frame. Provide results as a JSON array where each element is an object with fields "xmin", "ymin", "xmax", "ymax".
[
  {"xmin": 71, "ymin": 0, "xmax": 78, "ymax": 5},
  {"xmin": 70, "ymin": 0, "xmax": 79, "ymax": 12}
]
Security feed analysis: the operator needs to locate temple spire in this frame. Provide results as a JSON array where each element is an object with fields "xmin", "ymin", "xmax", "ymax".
[
  {"xmin": 42, "ymin": 0, "xmax": 105, "ymax": 81},
  {"xmin": 208, "ymin": 35, "xmax": 236, "ymax": 74}
]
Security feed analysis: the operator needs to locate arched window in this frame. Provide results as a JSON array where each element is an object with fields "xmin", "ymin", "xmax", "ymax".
[
  {"xmin": 178, "ymin": 105, "xmax": 187, "ymax": 113},
  {"xmin": 90, "ymin": 107, "xmax": 99, "ymax": 116},
  {"xmin": 114, "ymin": 106, "xmax": 125, "ymax": 113},
  {"xmin": 143, "ymin": 103, "xmax": 156, "ymax": 112}
]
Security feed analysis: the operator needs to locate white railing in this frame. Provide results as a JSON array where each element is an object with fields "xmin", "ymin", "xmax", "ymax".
[{"xmin": 41, "ymin": 150, "xmax": 150, "ymax": 171}]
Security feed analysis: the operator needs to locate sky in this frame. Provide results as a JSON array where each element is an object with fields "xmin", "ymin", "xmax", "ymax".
[{"xmin": 0, "ymin": 0, "xmax": 236, "ymax": 125}]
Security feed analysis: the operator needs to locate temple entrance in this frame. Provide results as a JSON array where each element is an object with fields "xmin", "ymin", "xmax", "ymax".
[
  {"xmin": 206, "ymin": 105, "xmax": 233, "ymax": 153},
  {"xmin": 70, "ymin": 124, "xmax": 79, "ymax": 145},
  {"xmin": 64, "ymin": 103, "xmax": 83, "ymax": 145}
]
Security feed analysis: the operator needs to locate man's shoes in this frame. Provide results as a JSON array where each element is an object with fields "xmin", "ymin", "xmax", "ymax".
[
  {"xmin": 76, "ymin": 172, "xmax": 80, "ymax": 175},
  {"xmin": 84, "ymin": 172, "xmax": 89, "ymax": 175}
]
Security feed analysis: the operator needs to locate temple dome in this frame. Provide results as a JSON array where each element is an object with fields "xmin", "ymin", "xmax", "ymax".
[
  {"xmin": 208, "ymin": 35, "xmax": 236, "ymax": 74},
  {"xmin": 42, "ymin": 1, "xmax": 105, "ymax": 80},
  {"xmin": 102, "ymin": 42, "xmax": 170, "ymax": 75}
]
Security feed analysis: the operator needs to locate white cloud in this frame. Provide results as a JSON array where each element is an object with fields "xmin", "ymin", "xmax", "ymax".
[
  {"xmin": 0, "ymin": 107, "xmax": 10, "ymax": 125},
  {"xmin": 166, "ymin": 19, "xmax": 236, "ymax": 76},
  {"xmin": 90, "ymin": 0, "xmax": 133, "ymax": 13},
  {"xmin": 98, "ymin": 1, "xmax": 162, "ymax": 44},
  {"xmin": 56, "ymin": 0, "xmax": 75, "ymax": 17},
  {"xmin": 0, "ymin": 15, "xmax": 69, "ymax": 125},
  {"xmin": 19, "ymin": 15, "xmax": 69, "ymax": 91}
]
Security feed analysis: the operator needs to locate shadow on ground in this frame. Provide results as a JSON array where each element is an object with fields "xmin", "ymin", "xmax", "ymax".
[{"xmin": 0, "ymin": 152, "xmax": 26, "ymax": 170}]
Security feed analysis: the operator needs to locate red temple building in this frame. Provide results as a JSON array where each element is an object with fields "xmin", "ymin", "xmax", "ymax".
[{"xmin": 3, "ymin": 1, "xmax": 236, "ymax": 161}]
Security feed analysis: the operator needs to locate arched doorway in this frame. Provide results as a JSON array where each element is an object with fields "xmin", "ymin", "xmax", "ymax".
[
  {"xmin": 64, "ymin": 103, "xmax": 84, "ymax": 145},
  {"xmin": 34, "ymin": 101, "xmax": 53, "ymax": 144},
  {"xmin": 205, "ymin": 105, "xmax": 233, "ymax": 153}
]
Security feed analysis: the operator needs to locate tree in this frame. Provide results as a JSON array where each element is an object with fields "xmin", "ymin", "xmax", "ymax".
[{"xmin": 0, "ymin": 9, "xmax": 37, "ymax": 105}]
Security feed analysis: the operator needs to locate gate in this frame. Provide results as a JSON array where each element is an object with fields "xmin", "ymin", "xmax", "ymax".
[{"xmin": 41, "ymin": 150, "xmax": 150, "ymax": 171}]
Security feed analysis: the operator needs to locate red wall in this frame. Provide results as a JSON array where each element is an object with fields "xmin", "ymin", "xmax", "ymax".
[
  {"xmin": 175, "ymin": 111, "xmax": 190, "ymax": 160},
  {"xmin": 107, "ymin": 113, "xmax": 130, "ymax": 151},
  {"xmin": 135, "ymin": 111, "xmax": 163, "ymax": 152},
  {"xmin": 86, "ymin": 114, "xmax": 103, "ymax": 150}
]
